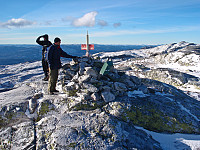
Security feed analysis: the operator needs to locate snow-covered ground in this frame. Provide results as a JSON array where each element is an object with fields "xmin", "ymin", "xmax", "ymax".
[
  {"xmin": 135, "ymin": 126, "xmax": 200, "ymax": 150},
  {"xmin": 0, "ymin": 44, "xmax": 200, "ymax": 149},
  {"xmin": 94, "ymin": 42, "xmax": 200, "ymax": 149}
]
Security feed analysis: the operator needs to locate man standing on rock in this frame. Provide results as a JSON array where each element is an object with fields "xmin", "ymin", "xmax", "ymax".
[{"xmin": 47, "ymin": 37, "xmax": 78, "ymax": 95}]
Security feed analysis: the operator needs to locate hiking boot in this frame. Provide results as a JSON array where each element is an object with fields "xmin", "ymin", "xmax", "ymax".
[
  {"xmin": 43, "ymin": 76, "xmax": 49, "ymax": 81},
  {"xmin": 48, "ymin": 92, "xmax": 54, "ymax": 95},
  {"xmin": 53, "ymin": 90, "xmax": 59, "ymax": 92}
]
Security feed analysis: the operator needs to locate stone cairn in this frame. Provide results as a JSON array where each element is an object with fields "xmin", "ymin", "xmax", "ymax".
[{"xmin": 61, "ymin": 56, "xmax": 144, "ymax": 110}]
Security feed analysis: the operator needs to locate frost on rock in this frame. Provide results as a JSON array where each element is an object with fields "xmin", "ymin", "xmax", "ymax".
[{"xmin": 0, "ymin": 42, "xmax": 200, "ymax": 149}]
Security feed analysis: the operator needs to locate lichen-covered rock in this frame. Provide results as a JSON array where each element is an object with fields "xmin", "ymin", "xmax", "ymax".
[
  {"xmin": 35, "ymin": 110, "xmax": 162, "ymax": 150},
  {"xmin": 0, "ymin": 127, "xmax": 12, "ymax": 149},
  {"xmin": 12, "ymin": 121, "xmax": 35, "ymax": 150},
  {"xmin": 0, "ymin": 121, "xmax": 35, "ymax": 150}
]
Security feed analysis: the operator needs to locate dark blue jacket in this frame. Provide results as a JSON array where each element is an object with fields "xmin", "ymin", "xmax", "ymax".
[{"xmin": 47, "ymin": 44, "xmax": 76, "ymax": 70}]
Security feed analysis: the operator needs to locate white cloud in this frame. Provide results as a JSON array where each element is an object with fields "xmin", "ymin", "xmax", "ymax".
[
  {"xmin": 0, "ymin": 18, "xmax": 36, "ymax": 28},
  {"xmin": 98, "ymin": 20, "xmax": 108, "ymax": 27},
  {"xmin": 72, "ymin": 11, "xmax": 98, "ymax": 27},
  {"xmin": 113, "ymin": 22, "xmax": 121, "ymax": 28}
]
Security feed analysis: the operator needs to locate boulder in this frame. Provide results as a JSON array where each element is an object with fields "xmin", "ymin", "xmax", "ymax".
[
  {"xmin": 79, "ymin": 62, "xmax": 86, "ymax": 75},
  {"xmin": 101, "ymin": 85, "xmax": 112, "ymax": 91},
  {"xmin": 65, "ymin": 69, "xmax": 76, "ymax": 77},
  {"xmin": 78, "ymin": 75, "xmax": 91, "ymax": 84},
  {"xmin": 84, "ymin": 67, "xmax": 98, "ymax": 78},
  {"xmin": 123, "ymin": 79, "xmax": 136, "ymax": 89},
  {"xmin": 29, "ymin": 93, "xmax": 43, "ymax": 114},
  {"xmin": 63, "ymin": 82, "xmax": 76, "ymax": 91},
  {"xmin": 114, "ymin": 82, "xmax": 127, "ymax": 92},
  {"xmin": 101, "ymin": 91, "xmax": 115, "ymax": 102},
  {"xmin": 138, "ymin": 85, "xmax": 149, "ymax": 94},
  {"xmin": 130, "ymin": 76, "xmax": 141, "ymax": 85},
  {"xmin": 76, "ymin": 92, "xmax": 90, "ymax": 100},
  {"xmin": 82, "ymin": 83, "xmax": 98, "ymax": 93}
]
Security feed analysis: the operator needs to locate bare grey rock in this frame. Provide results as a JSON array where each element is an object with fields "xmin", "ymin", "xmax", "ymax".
[
  {"xmin": 84, "ymin": 67, "xmax": 98, "ymax": 78},
  {"xmin": 138, "ymin": 85, "xmax": 149, "ymax": 94},
  {"xmin": 101, "ymin": 91, "xmax": 115, "ymax": 102},
  {"xmin": 123, "ymin": 79, "xmax": 136, "ymax": 89},
  {"xmin": 12, "ymin": 121, "xmax": 35, "ymax": 150},
  {"xmin": 143, "ymin": 68, "xmax": 199, "ymax": 87},
  {"xmin": 79, "ymin": 62, "xmax": 86, "ymax": 75},
  {"xmin": 82, "ymin": 83, "xmax": 98, "ymax": 93},
  {"xmin": 114, "ymin": 82, "xmax": 127, "ymax": 92},
  {"xmin": 78, "ymin": 74, "xmax": 91, "ymax": 84},
  {"xmin": 65, "ymin": 69, "xmax": 76, "ymax": 77},
  {"xmin": 130, "ymin": 76, "xmax": 141, "ymax": 85}
]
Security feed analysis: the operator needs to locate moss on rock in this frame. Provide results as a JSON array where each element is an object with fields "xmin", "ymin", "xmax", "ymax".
[
  {"xmin": 121, "ymin": 105, "xmax": 197, "ymax": 133},
  {"xmin": 71, "ymin": 101, "xmax": 106, "ymax": 111}
]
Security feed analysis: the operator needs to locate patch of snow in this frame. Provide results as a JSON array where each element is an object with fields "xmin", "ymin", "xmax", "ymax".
[
  {"xmin": 179, "ymin": 85, "xmax": 200, "ymax": 94},
  {"xmin": 37, "ymin": 116, "xmax": 49, "ymax": 126},
  {"xmin": 179, "ymin": 54, "xmax": 200, "ymax": 65},
  {"xmin": 16, "ymin": 107, "xmax": 20, "ymax": 111},
  {"xmin": 135, "ymin": 126, "xmax": 200, "ymax": 150},
  {"xmin": 146, "ymin": 42, "xmax": 191, "ymax": 56},
  {"xmin": 188, "ymin": 92, "xmax": 200, "ymax": 101},
  {"xmin": 158, "ymin": 63, "xmax": 200, "ymax": 79}
]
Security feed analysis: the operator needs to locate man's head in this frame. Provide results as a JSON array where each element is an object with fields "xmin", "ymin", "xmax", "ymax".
[{"xmin": 54, "ymin": 37, "xmax": 61, "ymax": 45}]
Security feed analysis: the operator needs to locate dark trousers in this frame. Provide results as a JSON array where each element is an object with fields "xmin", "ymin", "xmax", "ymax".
[
  {"xmin": 48, "ymin": 69, "xmax": 59, "ymax": 92},
  {"xmin": 42, "ymin": 58, "xmax": 49, "ymax": 77}
]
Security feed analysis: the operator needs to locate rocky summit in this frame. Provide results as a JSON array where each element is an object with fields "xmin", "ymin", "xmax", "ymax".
[{"xmin": 0, "ymin": 41, "xmax": 200, "ymax": 149}]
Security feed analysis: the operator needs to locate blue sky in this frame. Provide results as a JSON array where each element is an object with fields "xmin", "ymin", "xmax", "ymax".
[{"xmin": 0, "ymin": 0, "xmax": 200, "ymax": 44}]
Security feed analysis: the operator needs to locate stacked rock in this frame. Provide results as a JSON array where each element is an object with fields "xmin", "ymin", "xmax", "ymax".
[{"xmin": 61, "ymin": 56, "xmax": 143, "ymax": 104}]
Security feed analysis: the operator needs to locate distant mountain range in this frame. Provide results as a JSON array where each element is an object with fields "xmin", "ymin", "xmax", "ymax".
[{"xmin": 0, "ymin": 44, "xmax": 156, "ymax": 65}]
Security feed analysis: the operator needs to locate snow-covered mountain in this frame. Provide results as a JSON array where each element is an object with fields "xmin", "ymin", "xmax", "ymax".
[{"xmin": 0, "ymin": 42, "xmax": 200, "ymax": 149}]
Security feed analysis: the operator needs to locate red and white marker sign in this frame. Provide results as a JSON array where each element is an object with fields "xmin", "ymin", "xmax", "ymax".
[{"xmin": 81, "ymin": 44, "xmax": 94, "ymax": 50}]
